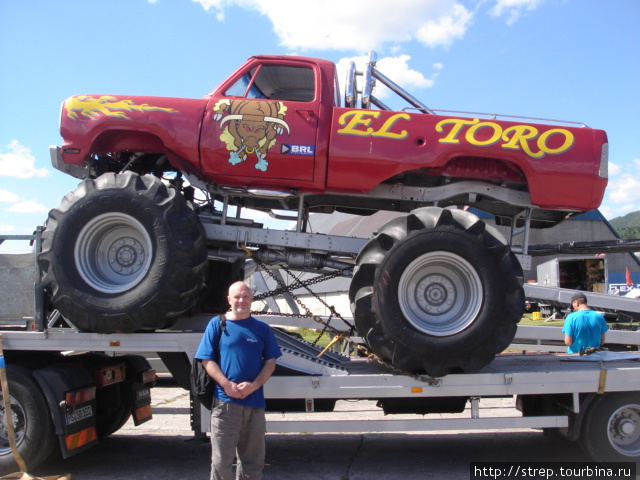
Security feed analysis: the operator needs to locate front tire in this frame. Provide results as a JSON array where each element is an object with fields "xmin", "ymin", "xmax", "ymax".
[
  {"xmin": 349, "ymin": 207, "xmax": 524, "ymax": 377},
  {"xmin": 38, "ymin": 172, "xmax": 208, "ymax": 333}
]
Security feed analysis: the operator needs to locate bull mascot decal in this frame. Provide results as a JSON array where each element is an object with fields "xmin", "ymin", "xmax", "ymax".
[{"xmin": 213, "ymin": 99, "xmax": 290, "ymax": 172}]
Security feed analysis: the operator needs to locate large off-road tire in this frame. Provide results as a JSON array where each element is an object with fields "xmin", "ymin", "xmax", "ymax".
[
  {"xmin": 580, "ymin": 392, "xmax": 640, "ymax": 462},
  {"xmin": 0, "ymin": 366, "xmax": 58, "ymax": 474},
  {"xmin": 38, "ymin": 172, "xmax": 208, "ymax": 333},
  {"xmin": 349, "ymin": 207, "xmax": 524, "ymax": 377}
]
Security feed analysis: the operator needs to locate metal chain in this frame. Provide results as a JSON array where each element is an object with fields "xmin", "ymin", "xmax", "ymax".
[
  {"xmin": 246, "ymin": 247, "xmax": 436, "ymax": 383},
  {"xmin": 253, "ymin": 266, "xmax": 349, "ymax": 301}
]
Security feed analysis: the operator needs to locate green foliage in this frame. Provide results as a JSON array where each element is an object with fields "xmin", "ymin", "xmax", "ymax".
[
  {"xmin": 616, "ymin": 226, "xmax": 640, "ymax": 240},
  {"xmin": 609, "ymin": 211, "xmax": 640, "ymax": 239}
]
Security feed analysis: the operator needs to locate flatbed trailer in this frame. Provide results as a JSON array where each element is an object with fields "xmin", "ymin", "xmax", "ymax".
[
  {"xmin": 2, "ymin": 326, "xmax": 640, "ymax": 465},
  {"xmin": 2, "ymin": 235, "xmax": 640, "ymax": 470}
]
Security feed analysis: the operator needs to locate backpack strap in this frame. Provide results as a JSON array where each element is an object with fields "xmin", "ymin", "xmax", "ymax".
[{"xmin": 216, "ymin": 314, "xmax": 226, "ymax": 364}]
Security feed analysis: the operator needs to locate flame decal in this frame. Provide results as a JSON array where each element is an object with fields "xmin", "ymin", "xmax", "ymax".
[{"xmin": 65, "ymin": 95, "xmax": 179, "ymax": 120}]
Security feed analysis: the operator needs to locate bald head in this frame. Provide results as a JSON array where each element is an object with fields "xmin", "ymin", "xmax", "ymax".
[{"xmin": 227, "ymin": 282, "xmax": 253, "ymax": 320}]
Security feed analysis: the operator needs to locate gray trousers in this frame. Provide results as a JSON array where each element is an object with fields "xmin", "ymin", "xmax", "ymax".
[{"xmin": 210, "ymin": 399, "xmax": 266, "ymax": 480}]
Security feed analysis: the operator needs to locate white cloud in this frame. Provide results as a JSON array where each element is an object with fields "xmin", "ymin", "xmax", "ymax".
[
  {"xmin": 336, "ymin": 54, "xmax": 440, "ymax": 105},
  {"xmin": 0, "ymin": 223, "xmax": 15, "ymax": 233},
  {"xmin": 6, "ymin": 200, "xmax": 48, "ymax": 215},
  {"xmin": 378, "ymin": 56, "xmax": 440, "ymax": 90},
  {"xmin": 416, "ymin": 3, "xmax": 473, "ymax": 48},
  {"xmin": 192, "ymin": 0, "xmax": 473, "ymax": 51},
  {"xmin": 599, "ymin": 158, "xmax": 640, "ymax": 219},
  {"xmin": 608, "ymin": 174, "xmax": 640, "ymax": 205},
  {"xmin": 0, "ymin": 189, "xmax": 20, "ymax": 204},
  {"xmin": 489, "ymin": 0, "xmax": 544, "ymax": 26},
  {"xmin": 192, "ymin": 0, "xmax": 226, "ymax": 20},
  {"xmin": 608, "ymin": 161, "xmax": 621, "ymax": 177},
  {"xmin": 0, "ymin": 140, "xmax": 49, "ymax": 179}
]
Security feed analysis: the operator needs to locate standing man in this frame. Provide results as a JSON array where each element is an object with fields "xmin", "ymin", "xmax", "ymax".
[
  {"xmin": 195, "ymin": 281, "xmax": 281, "ymax": 480},
  {"xmin": 562, "ymin": 292, "xmax": 609, "ymax": 353}
]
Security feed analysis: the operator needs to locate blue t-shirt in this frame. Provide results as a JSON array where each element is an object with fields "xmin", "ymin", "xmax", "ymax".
[
  {"xmin": 562, "ymin": 309, "xmax": 609, "ymax": 354},
  {"xmin": 195, "ymin": 316, "xmax": 281, "ymax": 408}
]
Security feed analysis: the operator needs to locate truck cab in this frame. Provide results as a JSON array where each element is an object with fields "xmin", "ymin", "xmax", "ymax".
[{"xmin": 198, "ymin": 55, "xmax": 335, "ymax": 193}]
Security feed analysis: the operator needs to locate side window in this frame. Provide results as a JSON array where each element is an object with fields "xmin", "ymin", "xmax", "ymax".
[
  {"xmin": 224, "ymin": 69, "xmax": 262, "ymax": 97},
  {"xmin": 225, "ymin": 65, "xmax": 315, "ymax": 102}
]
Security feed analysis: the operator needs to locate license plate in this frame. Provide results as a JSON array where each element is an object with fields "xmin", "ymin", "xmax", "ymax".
[{"xmin": 66, "ymin": 404, "xmax": 93, "ymax": 425}]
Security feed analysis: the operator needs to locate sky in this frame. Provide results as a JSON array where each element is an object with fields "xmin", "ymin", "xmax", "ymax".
[{"xmin": 1, "ymin": 0, "xmax": 639, "ymax": 252}]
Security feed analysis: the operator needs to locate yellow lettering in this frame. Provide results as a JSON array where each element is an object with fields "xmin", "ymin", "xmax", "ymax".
[
  {"xmin": 436, "ymin": 118, "xmax": 479, "ymax": 144},
  {"xmin": 466, "ymin": 121, "xmax": 502, "ymax": 146},
  {"xmin": 433, "ymin": 117, "xmax": 575, "ymax": 159},
  {"xmin": 501, "ymin": 125, "xmax": 544, "ymax": 158},
  {"xmin": 537, "ymin": 129, "xmax": 575, "ymax": 155},
  {"xmin": 373, "ymin": 113, "xmax": 411, "ymax": 139},
  {"xmin": 337, "ymin": 111, "xmax": 380, "ymax": 136}
]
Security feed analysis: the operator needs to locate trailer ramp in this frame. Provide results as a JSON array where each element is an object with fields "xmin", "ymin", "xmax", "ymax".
[{"xmin": 524, "ymin": 283, "xmax": 640, "ymax": 319}]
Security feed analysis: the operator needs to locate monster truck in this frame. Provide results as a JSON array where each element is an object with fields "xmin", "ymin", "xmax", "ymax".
[{"xmin": 42, "ymin": 52, "xmax": 608, "ymax": 376}]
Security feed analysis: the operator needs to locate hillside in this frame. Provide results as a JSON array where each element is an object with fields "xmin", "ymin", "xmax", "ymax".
[{"xmin": 609, "ymin": 211, "xmax": 640, "ymax": 239}]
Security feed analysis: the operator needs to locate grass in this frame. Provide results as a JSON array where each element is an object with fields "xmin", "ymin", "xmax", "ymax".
[
  {"xmin": 519, "ymin": 313, "xmax": 565, "ymax": 328},
  {"xmin": 296, "ymin": 328, "xmax": 332, "ymax": 347}
]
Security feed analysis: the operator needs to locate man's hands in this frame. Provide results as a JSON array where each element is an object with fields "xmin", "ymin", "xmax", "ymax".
[
  {"xmin": 222, "ymin": 381, "xmax": 257, "ymax": 399},
  {"xmin": 204, "ymin": 357, "xmax": 276, "ymax": 400}
]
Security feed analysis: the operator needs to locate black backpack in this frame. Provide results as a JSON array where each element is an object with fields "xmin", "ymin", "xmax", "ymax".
[{"xmin": 190, "ymin": 315, "xmax": 226, "ymax": 409}]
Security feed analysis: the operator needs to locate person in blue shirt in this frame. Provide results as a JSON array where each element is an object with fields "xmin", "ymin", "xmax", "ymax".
[
  {"xmin": 562, "ymin": 292, "xmax": 609, "ymax": 354},
  {"xmin": 195, "ymin": 281, "xmax": 281, "ymax": 480}
]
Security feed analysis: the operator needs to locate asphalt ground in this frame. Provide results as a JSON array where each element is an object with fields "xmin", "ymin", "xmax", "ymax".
[{"xmin": 29, "ymin": 376, "xmax": 598, "ymax": 480}]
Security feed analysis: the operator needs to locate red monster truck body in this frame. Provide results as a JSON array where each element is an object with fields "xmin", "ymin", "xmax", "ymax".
[{"xmin": 44, "ymin": 52, "xmax": 608, "ymax": 376}]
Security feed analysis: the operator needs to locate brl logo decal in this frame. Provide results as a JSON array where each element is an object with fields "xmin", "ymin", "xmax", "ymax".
[
  {"xmin": 213, "ymin": 99, "xmax": 291, "ymax": 172},
  {"xmin": 281, "ymin": 144, "xmax": 314, "ymax": 155}
]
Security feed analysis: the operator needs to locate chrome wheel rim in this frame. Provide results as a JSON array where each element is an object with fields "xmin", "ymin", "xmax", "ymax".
[
  {"xmin": 398, "ymin": 251, "xmax": 483, "ymax": 336},
  {"xmin": 0, "ymin": 396, "xmax": 26, "ymax": 455},
  {"xmin": 75, "ymin": 213, "xmax": 153, "ymax": 293},
  {"xmin": 608, "ymin": 403, "xmax": 640, "ymax": 457}
]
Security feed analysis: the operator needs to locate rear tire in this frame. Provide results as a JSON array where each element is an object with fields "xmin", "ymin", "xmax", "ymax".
[
  {"xmin": 0, "ymin": 366, "xmax": 58, "ymax": 474},
  {"xmin": 38, "ymin": 172, "xmax": 208, "ymax": 333},
  {"xmin": 580, "ymin": 392, "xmax": 640, "ymax": 462},
  {"xmin": 95, "ymin": 384, "xmax": 131, "ymax": 438},
  {"xmin": 349, "ymin": 207, "xmax": 523, "ymax": 377}
]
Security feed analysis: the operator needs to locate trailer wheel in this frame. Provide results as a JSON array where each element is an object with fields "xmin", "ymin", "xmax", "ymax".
[
  {"xmin": 38, "ymin": 172, "xmax": 208, "ymax": 333},
  {"xmin": 0, "ymin": 367, "xmax": 58, "ymax": 474},
  {"xmin": 95, "ymin": 385, "xmax": 132, "ymax": 438},
  {"xmin": 349, "ymin": 207, "xmax": 524, "ymax": 377},
  {"xmin": 580, "ymin": 392, "xmax": 640, "ymax": 461}
]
